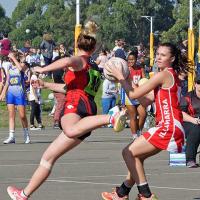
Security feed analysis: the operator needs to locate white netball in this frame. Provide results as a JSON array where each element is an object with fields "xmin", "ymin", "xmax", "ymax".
[
  {"xmin": 103, "ymin": 57, "xmax": 129, "ymax": 81},
  {"xmin": 25, "ymin": 29, "xmax": 30, "ymax": 34}
]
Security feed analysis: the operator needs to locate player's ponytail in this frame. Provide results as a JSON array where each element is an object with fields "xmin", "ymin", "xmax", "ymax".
[{"xmin": 77, "ymin": 21, "xmax": 98, "ymax": 52}]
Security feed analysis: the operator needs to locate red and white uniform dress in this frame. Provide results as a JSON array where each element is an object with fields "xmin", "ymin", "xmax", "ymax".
[
  {"xmin": 143, "ymin": 68, "xmax": 185, "ymax": 153},
  {"xmin": 122, "ymin": 66, "xmax": 143, "ymax": 106},
  {"xmin": 63, "ymin": 56, "xmax": 97, "ymax": 140},
  {"xmin": 129, "ymin": 67, "xmax": 143, "ymax": 85}
]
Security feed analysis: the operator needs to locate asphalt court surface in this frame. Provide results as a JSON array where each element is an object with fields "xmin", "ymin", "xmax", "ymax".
[{"xmin": 0, "ymin": 127, "xmax": 200, "ymax": 200}]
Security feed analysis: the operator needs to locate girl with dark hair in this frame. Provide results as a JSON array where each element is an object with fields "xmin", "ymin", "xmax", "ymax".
[
  {"xmin": 7, "ymin": 21, "xmax": 126, "ymax": 200},
  {"xmin": 102, "ymin": 43, "xmax": 188, "ymax": 200},
  {"xmin": 121, "ymin": 50, "xmax": 146, "ymax": 139}
]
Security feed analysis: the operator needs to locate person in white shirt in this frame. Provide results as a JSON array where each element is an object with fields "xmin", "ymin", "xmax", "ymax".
[{"xmin": 29, "ymin": 72, "xmax": 44, "ymax": 130}]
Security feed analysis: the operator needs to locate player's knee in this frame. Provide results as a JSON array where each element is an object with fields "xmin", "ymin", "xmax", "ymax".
[
  {"xmin": 122, "ymin": 146, "xmax": 136, "ymax": 160},
  {"xmin": 63, "ymin": 127, "xmax": 77, "ymax": 138},
  {"xmin": 19, "ymin": 114, "xmax": 26, "ymax": 121},
  {"xmin": 40, "ymin": 158, "xmax": 53, "ymax": 171},
  {"xmin": 122, "ymin": 146, "xmax": 130, "ymax": 160}
]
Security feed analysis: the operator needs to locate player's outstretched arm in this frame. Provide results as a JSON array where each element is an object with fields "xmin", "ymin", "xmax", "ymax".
[{"xmin": 32, "ymin": 79, "xmax": 66, "ymax": 94}]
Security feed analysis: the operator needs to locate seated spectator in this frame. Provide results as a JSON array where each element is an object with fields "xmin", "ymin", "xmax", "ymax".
[{"xmin": 180, "ymin": 75, "xmax": 200, "ymax": 168}]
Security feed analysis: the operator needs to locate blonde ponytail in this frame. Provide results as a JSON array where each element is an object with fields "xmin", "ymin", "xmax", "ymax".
[{"xmin": 82, "ymin": 21, "xmax": 98, "ymax": 38}]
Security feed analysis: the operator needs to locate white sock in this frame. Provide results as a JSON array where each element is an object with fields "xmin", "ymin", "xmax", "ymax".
[
  {"xmin": 137, "ymin": 182, "xmax": 148, "ymax": 186},
  {"xmin": 9, "ymin": 130, "xmax": 15, "ymax": 138},
  {"xmin": 20, "ymin": 190, "xmax": 28, "ymax": 198}
]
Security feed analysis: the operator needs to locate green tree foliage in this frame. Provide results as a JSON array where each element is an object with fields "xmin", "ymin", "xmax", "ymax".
[
  {"xmin": 0, "ymin": 5, "xmax": 11, "ymax": 35},
  {"xmin": 161, "ymin": 0, "xmax": 200, "ymax": 43},
  {"xmin": 5, "ymin": 0, "xmax": 200, "ymax": 50},
  {"xmin": 9, "ymin": 0, "xmax": 76, "ymax": 48}
]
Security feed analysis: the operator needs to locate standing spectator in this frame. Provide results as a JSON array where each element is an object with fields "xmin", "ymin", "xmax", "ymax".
[
  {"xmin": 40, "ymin": 33, "xmax": 55, "ymax": 66},
  {"xmin": 52, "ymin": 56, "xmax": 65, "ymax": 129},
  {"xmin": 102, "ymin": 78, "xmax": 118, "ymax": 115},
  {"xmin": 0, "ymin": 32, "xmax": 11, "ymax": 56},
  {"xmin": 180, "ymin": 75, "xmax": 200, "ymax": 168},
  {"xmin": 95, "ymin": 49, "xmax": 108, "ymax": 73},
  {"xmin": 59, "ymin": 43, "xmax": 66, "ymax": 58},
  {"xmin": 29, "ymin": 71, "xmax": 44, "ymax": 130}
]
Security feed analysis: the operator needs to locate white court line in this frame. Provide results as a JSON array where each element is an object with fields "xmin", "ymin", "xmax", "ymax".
[
  {"xmin": 0, "ymin": 150, "xmax": 32, "ymax": 152},
  {"xmin": 6, "ymin": 177, "xmax": 200, "ymax": 191},
  {"xmin": 0, "ymin": 161, "xmax": 124, "ymax": 167},
  {"xmin": 0, "ymin": 159, "xmax": 170, "ymax": 167},
  {"xmin": 45, "ymin": 179, "xmax": 200, "ymax": 191},
  {"xmin": 0, "ymin": 158, "xmax": 172, "ymax": 167}
]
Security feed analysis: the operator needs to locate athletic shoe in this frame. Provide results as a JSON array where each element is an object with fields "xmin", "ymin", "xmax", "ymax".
[
  {"xmin": 107, "ymin": 124, "xmax": 113, "ymax": 128},
  {"xmin": 135, "ymin": 193, "xmax": 158, "ymax": 200},
  {"xmin": 48, "ymin": 112, "xmax": 54, "ymax": 117},
  {"xmin": 30, "ymin": 125, "xmax": 40, "ymax": 131},
  {"xmin": 53, "ymin": 123, "xmax": 60, "ymax": 129},
  {"xmin": 111, "ymin": 110, "xmax": 127, "ymax": 132},
  {"xmin": 102, "ymin": 187, "xmax": 129, "ymax": 200},
  {"xmin": 3, "ymin": 137, "xmax": 15, "ymax": 144},
  {"xmin": 38, "ymin": 124, "xmax": 45, "ymax": 129},
  {"xmin": 24, "ymin": 136, "xmax": 31, "ymax": 144},
  {"xmin": 186, "ymin": 161, "xmax": 199, "ymax": 168},
  {"xmin": 7, "ymin": 186, "xmax": 28, "ymax": 200}
]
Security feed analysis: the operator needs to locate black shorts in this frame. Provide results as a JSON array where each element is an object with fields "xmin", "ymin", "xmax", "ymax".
[{"xmin": 60, "ymin": 91, "xmax": 97, "ymax": 140}]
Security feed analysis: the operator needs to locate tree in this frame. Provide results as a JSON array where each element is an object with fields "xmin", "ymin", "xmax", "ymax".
[
  {"xmin": 9, "ymin": 0, "xmax": 198, "ymax": 50},
  {"xmin": 9, "ymin": 0, "xmax": 76, "ymax": 48},
  {"xmin": 161, "ymin": 0, "xmax": 200, "ymax": 43},
  {"xmin": 0, "ymin": 5, "xmax": 11, "ymax": 36}
]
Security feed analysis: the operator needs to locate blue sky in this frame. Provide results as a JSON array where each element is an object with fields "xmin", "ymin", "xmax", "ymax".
[{"xmin": 0, "ymin": 0, "xmax": 19, "ymax": 17}]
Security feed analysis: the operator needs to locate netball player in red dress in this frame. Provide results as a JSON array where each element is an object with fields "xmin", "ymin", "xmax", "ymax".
[
  {"xmin": 125, "ymin": 50, "xmax": 146, "ymax": 139},
  {"xmin": 102, "ymin": 43, "xmax": 188, "ymax": 200},
  {"xmin": 7, "ymin": 21, "xmax": 126, "ymax": 200}
]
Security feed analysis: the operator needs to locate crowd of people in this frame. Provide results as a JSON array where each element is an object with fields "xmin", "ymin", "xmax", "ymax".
[{"xmin": 0, "ymin": 20, "xmax": 200, "ymax": 200}]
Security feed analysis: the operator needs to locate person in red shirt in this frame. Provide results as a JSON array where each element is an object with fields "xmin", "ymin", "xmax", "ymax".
[
  {"xmin": 102, "ymin": 43, "xmax": 188, "ymax": 200},
  {"xmin": 7, "ymin": 21, "xmax": 126, "ymax": 200},
  {"xmin": 0, "ymin": 32, "xmax": 11, "ymax": 56},
  {"xmin": 125, "ymin": 50, "xmax": 146, "ymax": 139}
]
